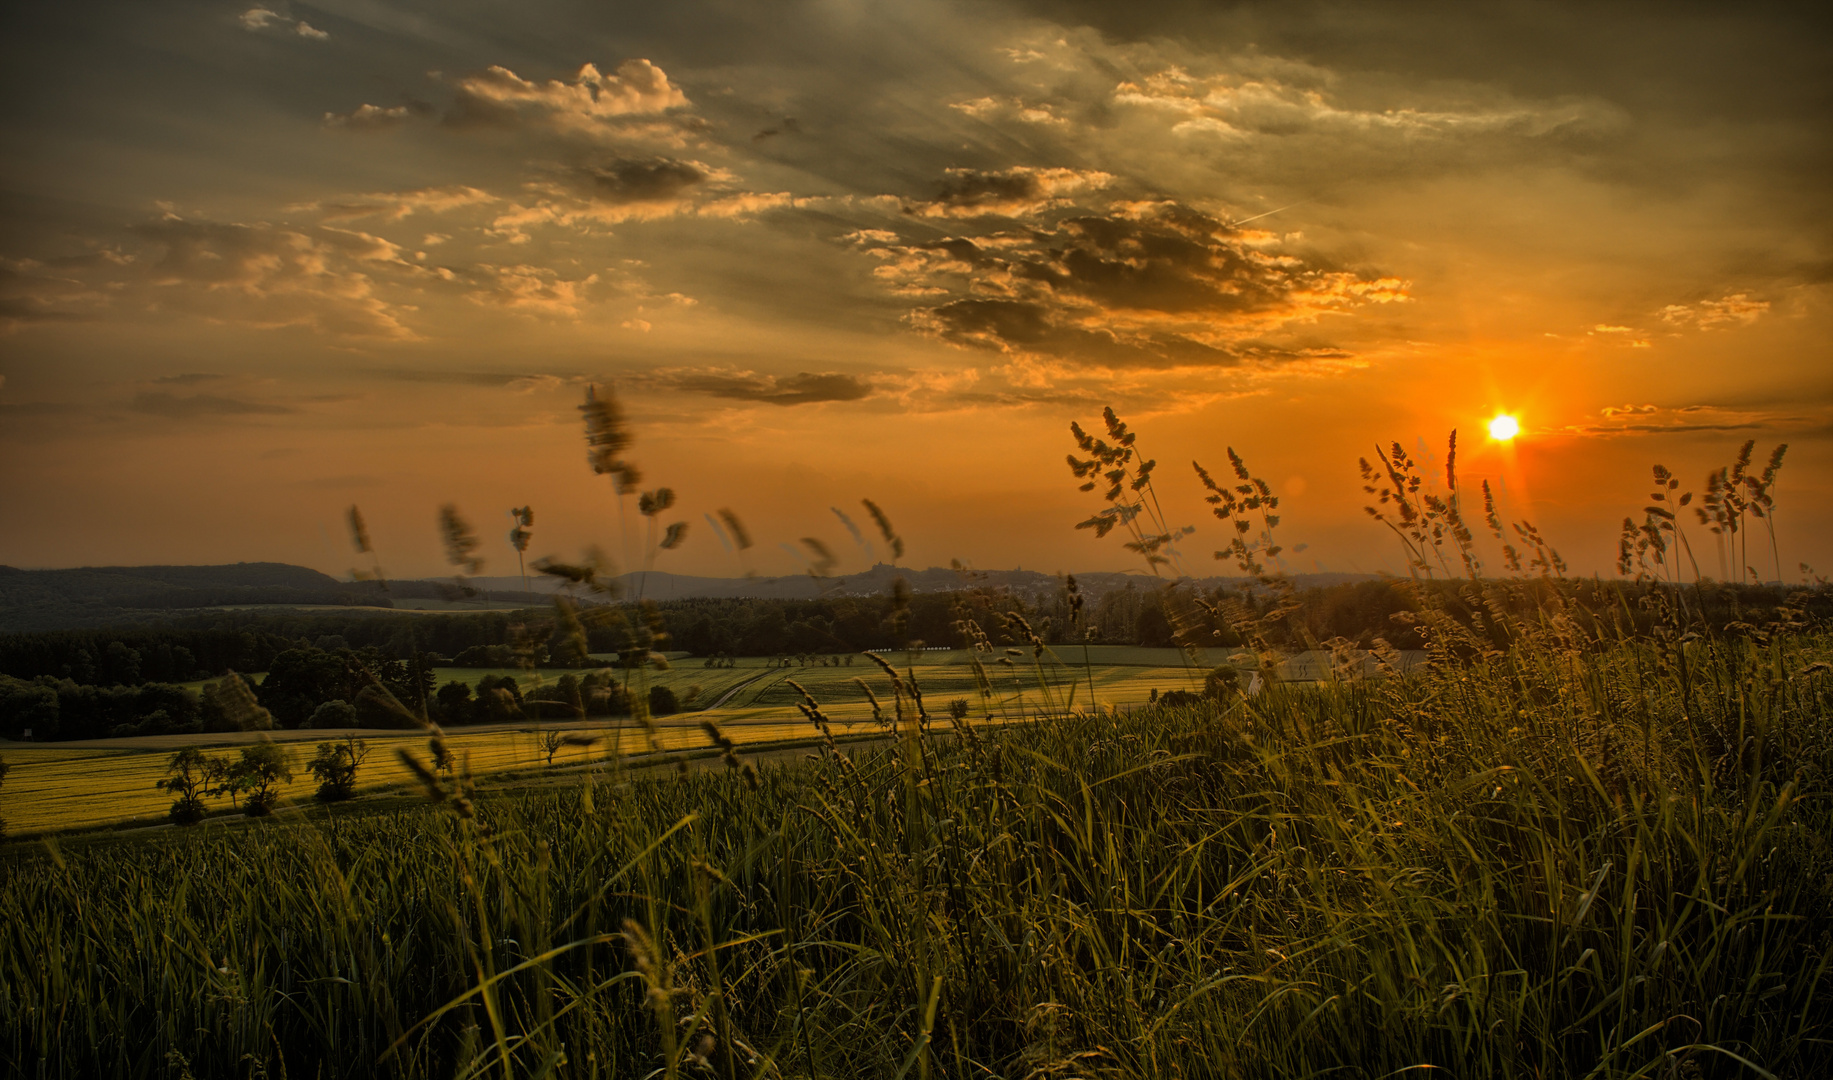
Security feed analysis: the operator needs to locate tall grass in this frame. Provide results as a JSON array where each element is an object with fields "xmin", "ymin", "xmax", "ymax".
[
  {"xmin": 3, "ymin": 619, "xmax": 1830, "ymax": 1077},
  {"xmin": 3, "ymin": 408, "xmax": 1829, "ymax": 1078}
]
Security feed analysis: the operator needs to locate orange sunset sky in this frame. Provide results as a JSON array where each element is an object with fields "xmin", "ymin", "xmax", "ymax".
[{"xmin": 2, "ymin": 1, "xmax": 1828, "ymax": 582}]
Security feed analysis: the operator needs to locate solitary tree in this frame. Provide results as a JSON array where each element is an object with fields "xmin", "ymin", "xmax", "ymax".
[
  {"xmin": 306, "ymin": 736, "xmax": 370, "ymax": 801},
  {"xmin": 536, "ymin": 728, "xmax": 566, "ymax": 765},
  {"xmin": 228, "ymin": 741, "xmax": 295, "ymax": 816},
  {"xmin": 155, "ymin": 746, "xmax": 216, "ymax": 825}
]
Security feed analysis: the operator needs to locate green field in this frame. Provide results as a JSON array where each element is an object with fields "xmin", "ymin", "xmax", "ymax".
[{"xmin": 0, "ymin": 654, "xmax": 1204, "ymax": 836}]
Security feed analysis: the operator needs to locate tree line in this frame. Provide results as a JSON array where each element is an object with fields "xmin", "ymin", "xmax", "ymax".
[{"xmin": 4, "ymin": 579, "xmax": 1819, "ymax": 743}]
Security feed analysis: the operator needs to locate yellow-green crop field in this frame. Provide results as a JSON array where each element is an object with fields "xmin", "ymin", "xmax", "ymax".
[{"xmin": 0, "ymin": 652, "xmax": 1206, "ymax": 836}]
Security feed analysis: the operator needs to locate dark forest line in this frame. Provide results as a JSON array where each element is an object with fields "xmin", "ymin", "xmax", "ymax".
[{"xmin": 2, "ymin": 576, "xmax": 1824, "ymax": 744}]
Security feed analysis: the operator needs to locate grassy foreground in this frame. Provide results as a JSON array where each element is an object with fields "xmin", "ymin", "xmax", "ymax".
[{"xmin": 3, "ymin": 629, "xmax": 1831, "ymax": 1079}]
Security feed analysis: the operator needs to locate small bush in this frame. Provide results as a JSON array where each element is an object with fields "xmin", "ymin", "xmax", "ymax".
[
  {"xmin": 648, "ymin": 684, "xmax": 680, "ymax": 717},
  {"xmin": 166, "ymin": 797, "xmax": 206, "ymax": 826},
  {"xmin": 308, "ymin": 699, "xmax": 357, "ymax": 729}
]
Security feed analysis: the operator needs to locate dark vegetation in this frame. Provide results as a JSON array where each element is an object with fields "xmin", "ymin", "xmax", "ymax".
[{"xmin": 3, "ymin": 579, "xmax": 1822, "ymax": 742}]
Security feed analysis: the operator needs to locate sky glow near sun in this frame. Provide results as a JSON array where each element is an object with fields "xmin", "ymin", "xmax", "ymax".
[{"xmin": 0, "ymin": 1, "xmax": 1828, "ymax": 580}]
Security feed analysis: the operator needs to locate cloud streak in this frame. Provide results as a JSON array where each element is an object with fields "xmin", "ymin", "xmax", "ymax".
[
  {"xmin": 129, "ymin": 391, "xmax": 295, "ymax": 418},
  {"xmin": 663, "ymin": 370, "xmax": 874, "ymax": 405}
]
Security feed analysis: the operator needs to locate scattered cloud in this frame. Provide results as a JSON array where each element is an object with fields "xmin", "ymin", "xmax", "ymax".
[
  {"xmin": 322, "ymin": 103, "xmax": 431, "ymax": 131},
  {"xmin": 913, "ymin": 167, "xmax": 1113, "ymax": 219},
  {"xmin": 661, "ymin": 370, "xmax": 873, "ymax": 405},
  {"xmin": 467, "ymin": 264, "xmax": 599, "ymax": 318},
  {"xmin": 0, "ymin": 258, "xmax": 116, "ymax": 330},
  {"xmin": 302, "ymin": 186, "xmax": 497, "ymax": 222},
  {"xmin": 485, "ymin": 164, "xmax": 794, "ymax": 240},
  {"xmin": 445, "ymin": 60, "xmax": 692, "ymax": 140},
  {"xmin": 1660, "ymin": 293, "xmax": 1770, "ymax": 330},
  {"xmin": 1114, "ymin": 64, "xmax": 1616, "ymax": 143},
  {"xmin": 150, "ymin": 372, "xmax": 225, "ymax": 385},
  {"xmin": 1567, "ymin": 402, "xmax": 1802, "ymax": 437},
  {"xmin": 1587, "ymin": 323, "xmax": 1651, "ymax": 347},
  {"xmin": 949, "ymin": 96, "xmax": 1068, "ymax": 126},
  {"xmin": 131, "ymin": 213, "xmax": 416, "ymax": 338},
  {"xmin": 239, "ymin": 8, "xmax": 327, "ymax": 41}
]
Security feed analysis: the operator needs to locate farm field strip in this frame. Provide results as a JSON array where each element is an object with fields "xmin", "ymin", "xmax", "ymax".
[{"xmin": 0, "ymin": 661, "xmax": 1201, "ymax": 836}]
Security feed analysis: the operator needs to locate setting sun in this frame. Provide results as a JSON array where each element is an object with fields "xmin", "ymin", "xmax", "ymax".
[{"xmin": 1488, "ymin": 414, "xmax": 1521, "ymax": 441}]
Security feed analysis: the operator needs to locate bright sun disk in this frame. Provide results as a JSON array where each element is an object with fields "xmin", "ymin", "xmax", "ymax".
[{"xmin": 1488, "ymin": 414, "xmax": 1521, "ymax": 441}]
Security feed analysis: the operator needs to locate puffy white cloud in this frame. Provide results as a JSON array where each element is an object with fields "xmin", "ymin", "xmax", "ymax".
[{"xmin": 447, "ymin": 59, "xmax": 690, "ymax": 139}]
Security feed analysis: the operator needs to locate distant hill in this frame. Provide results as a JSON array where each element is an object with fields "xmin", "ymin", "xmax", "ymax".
[
  {"xmin": 0, "ymin": 562, "xmax": 389, "ymax": 631},
  {"xmin": 0, "ymin": 560, "xmax": 1379, "ymax": 632}
]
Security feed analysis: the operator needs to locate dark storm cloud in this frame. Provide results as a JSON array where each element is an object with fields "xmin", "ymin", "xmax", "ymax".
[
  {"xmin": 913, "ymin": 167, "xmax": 1113, "ymax": 219},
  {"xmin": 668, "ymin": 371, "xmax": 873, "ymax": 405},
  {"xmin": 442, "ymin": 59, "xmax": 692, "ymax": 137},
  {"xmin": 581, "ymin": 159, "xmax": 706, "ymax": 204},
  {"xmin": 866, "ymin": 198, "xmax": 1405, "ymax": 367},
  {"xmin": 129, "ymin": 392, "xmax": 295, "ymax": 418}
]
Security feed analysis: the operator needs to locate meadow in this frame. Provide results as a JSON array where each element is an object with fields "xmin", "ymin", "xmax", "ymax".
[{"xmin": 2, "ymin": 621, "xmax": 1829, "ymax": 1078}]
